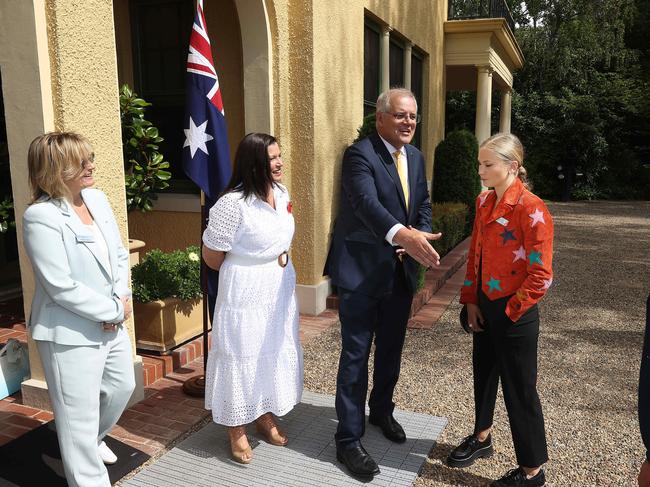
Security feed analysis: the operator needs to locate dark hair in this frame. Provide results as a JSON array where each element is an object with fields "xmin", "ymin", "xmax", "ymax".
[{"xmin": 223, "ymin": 132, "xmax": 278, "ymax": 200}]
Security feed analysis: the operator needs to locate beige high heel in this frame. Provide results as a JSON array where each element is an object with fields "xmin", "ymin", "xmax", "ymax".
[
  {"xmin": 255, "ymin": 413, "xmax": 288, "ymax": 446},
  {"xmin": 228, "ymin": 426, "xmax": 253, "ymax": 464}
]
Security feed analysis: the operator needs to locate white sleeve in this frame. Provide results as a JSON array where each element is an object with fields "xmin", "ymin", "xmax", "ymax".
[
  {"xmin": 202, "ymin": 193, "xmax": 243, "ymax": 252},
  {"xmin": 385, "ymin": 223, "xmax": 406, "ymax": 246}
]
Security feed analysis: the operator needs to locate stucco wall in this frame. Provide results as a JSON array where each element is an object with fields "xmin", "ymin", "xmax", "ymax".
[
  {"xmin": 311, "ymin": 0, "xmax": 364, "ymax": 284},
  {"xmin": 266, "ymin": 0, "xmax": 446, "ymax": 287},
  {"xmin": 128, "ymin": 210, "xmax": 201, "ymax": 254}
]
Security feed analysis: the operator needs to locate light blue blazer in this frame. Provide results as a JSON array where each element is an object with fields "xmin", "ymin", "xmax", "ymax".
[{"xmin": 23, "ymin": 188, "xmax": 131, "ymax": 346}]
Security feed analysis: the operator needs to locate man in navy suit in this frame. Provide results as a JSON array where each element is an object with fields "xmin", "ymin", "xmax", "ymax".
[{"xmin": 325, "ymin": 88, "xmax": 441, "ymax": 478}]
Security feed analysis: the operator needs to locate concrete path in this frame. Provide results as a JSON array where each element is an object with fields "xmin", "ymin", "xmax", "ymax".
[{"xmin": 123, "ymin": 391, "xmax": 446, "ymax": 487}]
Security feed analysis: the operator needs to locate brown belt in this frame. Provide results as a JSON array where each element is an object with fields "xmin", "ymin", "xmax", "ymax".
[{"xmin": 278, "ymin": 251, "xmax": 289, "ymax": 268}]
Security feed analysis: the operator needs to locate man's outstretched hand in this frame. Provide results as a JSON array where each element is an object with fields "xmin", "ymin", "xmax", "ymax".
[{"xmin": 393, "ymin": 226, "xmax": 442, "ymax": 268}]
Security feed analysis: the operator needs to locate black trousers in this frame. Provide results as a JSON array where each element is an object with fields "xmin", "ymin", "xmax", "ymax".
[
  {"xmin": 334, "ymin": 263, "xmax": 413, "ymax": 448},
  {"xmin": 473, "ymin": 289, "xmax": 548, "ymax": 467}
]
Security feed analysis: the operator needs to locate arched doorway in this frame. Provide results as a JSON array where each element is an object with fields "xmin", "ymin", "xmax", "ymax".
[
  {"xmin": 0, "ymin": 69, "xmax": 23, "ymax": 327},
  {"xmin": 113, "ymin": 0, "xmax": 273, "ymax": 253}
]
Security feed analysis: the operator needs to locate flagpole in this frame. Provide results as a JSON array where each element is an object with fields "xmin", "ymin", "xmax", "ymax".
[{"xmin": 182, "ymin": 190, "xmax": 210, "ymax": 397}]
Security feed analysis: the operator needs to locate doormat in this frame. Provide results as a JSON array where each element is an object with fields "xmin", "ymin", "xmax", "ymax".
[{"xmin": 0, "ymin": 421, "xmax": 149, "ymax": 486}]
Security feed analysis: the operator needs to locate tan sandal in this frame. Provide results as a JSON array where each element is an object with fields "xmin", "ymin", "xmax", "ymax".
[
  {"xmin": 255, "ymin": 413, "xmax": 288, "ymax": 446},
  {"xmin": 228, "ymin": 426, "xmax": 253, "ymax": 464}
]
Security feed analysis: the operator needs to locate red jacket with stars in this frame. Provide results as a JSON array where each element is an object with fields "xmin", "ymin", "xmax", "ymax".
[{"xmin": 459, "ymin": 178, "xmax": 554, "ymax": 323}]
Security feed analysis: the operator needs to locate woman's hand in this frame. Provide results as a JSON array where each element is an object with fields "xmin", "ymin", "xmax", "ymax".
[
  {"xmin": 120, "ymin": 296, "xmax": 132, "ymax": 321},
  {"xmin": 467, "ymin": 303, "xmax": 485, "ymax": 332}
]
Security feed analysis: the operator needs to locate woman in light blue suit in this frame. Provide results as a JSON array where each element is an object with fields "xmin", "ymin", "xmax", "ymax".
[{"xmin": 23, "ymin": 132, "xmax": 135, "ymax": 487}]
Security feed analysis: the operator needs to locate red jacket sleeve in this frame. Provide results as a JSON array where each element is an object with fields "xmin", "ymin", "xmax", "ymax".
[
  {"xmin": 459, "ymin": 195, "xmax": 483, "ymax": 306},
  {"xmin": 505, "ymin": 201, "xmax": 554, "ymax": 322}
]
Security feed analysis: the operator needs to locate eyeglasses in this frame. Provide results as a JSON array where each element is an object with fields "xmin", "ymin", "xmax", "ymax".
[
  {"xmin": 386, "ymin": 112, "xmax": 421, "ymax": 124},
  {"xmin": 81, "ymin": 154, "xmax": 95, "ymax": 168}
]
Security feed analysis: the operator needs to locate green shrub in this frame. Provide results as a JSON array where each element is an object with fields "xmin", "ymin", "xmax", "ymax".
[
  {"xmin": 0, "ymin": 197, "xmax": 15, "ymax": 233},
  {"xmin": 416, "ymin": 202, "xmax": 470, "ymax": 291},
  {"xmin": 430, "ymin": 202, "xmax": 470, "ymax": 257},
  {"xmin": 431, "ymin": 129, "xmax": 480, "ymax": 228},
  {"xmin": 353, "ymin": 113, "xmax": 376, "ymax": 143},
  {"xmin": 120, "ymin": 84, "xmax": 172, "ymax": 212},
  {"xmin": 131, "ymin": 246, "xmax": 201, "ymax": 303}
]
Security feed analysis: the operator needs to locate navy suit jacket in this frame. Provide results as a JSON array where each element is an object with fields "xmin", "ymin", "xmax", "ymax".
[{"xmin": 325, "ymin": 131, "xmax": 432, "ymax": 297}]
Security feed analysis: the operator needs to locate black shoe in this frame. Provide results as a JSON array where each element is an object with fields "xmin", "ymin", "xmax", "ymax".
[
  {"xmin": 336, "ymin": 444, "xmax": 380, "ymax": 478},
  {"xmin": 368, "ymin": 414, "xmax": 406, "ymax": 443},
  {"xmin": 446, "ymin": 433, "xmax": 493, "ymax": 468},
  {"xmin": 491, "ymin": 467, "xmax": 545, "ymax": 487}
]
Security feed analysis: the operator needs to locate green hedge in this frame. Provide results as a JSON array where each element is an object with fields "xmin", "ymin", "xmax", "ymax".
[
  {"xmin": 354, "ymin": 113, "xmax": 376, "ymax": 143},
  {"xmin": 131, "ymin": 246, "xmax": 201, "ymax": 303},
  {"xmin": 431, "ymin": 129, "xmax": 480, "ymax": 231},
  {"xmin": 416, "ymin": 202, "xmax": 470, "ymax": 291}
]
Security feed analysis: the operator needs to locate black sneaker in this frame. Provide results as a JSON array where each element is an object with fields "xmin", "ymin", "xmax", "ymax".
[
  {"xmin": 491, "ymin": 467, "xmax": 546, "ymax": 487},
  {"xmin": 446, "ymin": 433, "xmax": 493, "ymax": 468}
]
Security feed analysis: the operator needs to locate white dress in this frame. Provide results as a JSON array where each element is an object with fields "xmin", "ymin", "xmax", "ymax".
[{"xmin": 202, "ymin": 184, "xmax": 303, "ymax": 426}]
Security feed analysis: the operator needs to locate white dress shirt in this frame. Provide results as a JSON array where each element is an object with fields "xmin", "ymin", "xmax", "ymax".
[{"xmin": 378, "ymin": 135, "xmax": 408, "ymax": 246}]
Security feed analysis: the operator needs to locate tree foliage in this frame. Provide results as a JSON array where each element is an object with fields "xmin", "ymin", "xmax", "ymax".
[{"xmin": 448, "ymin": 0, "xmax": 650, "ymax": 200}]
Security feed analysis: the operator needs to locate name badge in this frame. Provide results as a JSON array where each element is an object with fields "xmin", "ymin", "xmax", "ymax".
[
  {"xmin": 496, "ymin": 217, "xmax": 509, "ymax": 226},
  {"xmin": 75, "ymin": 234, "xmax": 95, "ymax": 243}
]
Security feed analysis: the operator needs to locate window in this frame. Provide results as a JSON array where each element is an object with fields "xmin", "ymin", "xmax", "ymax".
[
  {"xmin": 363, "ymin": 20, "xmax": 381, "ymax": 116},
  {"xmin": 410, "ymin": 51, "xmax": 424, "ymax": 149},
  {"xmin": 131, "ymin": 0, "xmax": 194, "ymax": 191},
  {"xmin": 389, "ymin": 39, "xmax": 404, "ymax": 88}
]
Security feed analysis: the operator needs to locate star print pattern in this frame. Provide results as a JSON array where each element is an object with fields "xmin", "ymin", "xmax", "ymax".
[
  {"xmin": 460, "ymin": 178, "xmax": 554, "ymax": 323},
  {"xmin": 528, "ymin": 251, "xmax": 542, "ymax": 266},
  {"xmin": 487, "ymin": 277, "xmax": 502, "ymax": 292},
  {"xmin": 183, "ymin": 116, "xmax": 214, "ymax": 158},
  {"xmin": 529, "ymin": 208, "xmax": 545, "ymax": 227},
  {"xmin": 512, "ymin": 245, "xmax": 526, "ymax": 262},
  {"xmin": 500, "ymin": 228, "xmax": 516, "ymax": 244}
]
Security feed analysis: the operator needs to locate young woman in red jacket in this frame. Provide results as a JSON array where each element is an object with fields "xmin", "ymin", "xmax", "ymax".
[{"xmin": 447, "ymin": 133, "xmax": 554, "ymax": 487}]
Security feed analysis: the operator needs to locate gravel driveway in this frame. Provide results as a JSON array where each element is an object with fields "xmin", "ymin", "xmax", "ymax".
[{"xmin": 303, "ymin": 201, "xmax": 650, "ymax": 486}]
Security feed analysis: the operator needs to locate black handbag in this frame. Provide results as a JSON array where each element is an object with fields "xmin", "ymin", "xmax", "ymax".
[{"xmin": 459, "ymin": 304, "xmax": 471, "ymax": 334}]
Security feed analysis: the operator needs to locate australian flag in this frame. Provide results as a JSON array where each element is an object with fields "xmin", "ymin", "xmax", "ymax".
[
  {"xmin": 182, "ymin": 0, "xmax": 232, "ymax": 314},
  {"xmin": 182, "ymin": 0, "xmax": 231, "ymax": 201}
]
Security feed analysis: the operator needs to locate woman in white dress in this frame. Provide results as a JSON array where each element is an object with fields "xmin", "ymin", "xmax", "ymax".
[{"xmin": 202, "ymin": 132, "xmax": 303, "ymax": 464}]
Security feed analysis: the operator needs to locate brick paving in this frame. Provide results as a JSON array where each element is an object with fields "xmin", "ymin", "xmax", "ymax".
[{"xmin": 0, "ymin": 310, "xmax": 340, "ymax": 452}]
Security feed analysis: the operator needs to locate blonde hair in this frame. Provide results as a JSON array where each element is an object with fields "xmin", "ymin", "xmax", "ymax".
[
  {"xmin": 27, "ymin": 132, "xmax": 94, "ymax": 204},
  {"xmin": 480, "ymin": 132, "xmax": 530, "ymax": 189}
]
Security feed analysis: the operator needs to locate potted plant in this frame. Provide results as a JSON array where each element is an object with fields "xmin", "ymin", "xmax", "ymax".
[
  {"xmin": 130, "ymin": 246, "xmax": 205, "ymax": 353},
  {"xmin": 119, "ymin": 84, "xmax": 172, "ymax": 213}
]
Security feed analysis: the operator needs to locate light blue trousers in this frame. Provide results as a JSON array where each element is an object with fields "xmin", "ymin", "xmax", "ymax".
[{"xmin": 36, "ymin": 327, "xmax": 135, "ymax": 487}]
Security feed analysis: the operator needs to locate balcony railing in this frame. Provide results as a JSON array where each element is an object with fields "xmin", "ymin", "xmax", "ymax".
[{"xmin": 448, "ymin": 0, "xmax": 515, "ymax": 33}]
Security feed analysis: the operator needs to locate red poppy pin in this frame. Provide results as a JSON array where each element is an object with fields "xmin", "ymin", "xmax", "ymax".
[{"xmin": 287, "ymin": 201, "xmax": 293, "ymax": 214}]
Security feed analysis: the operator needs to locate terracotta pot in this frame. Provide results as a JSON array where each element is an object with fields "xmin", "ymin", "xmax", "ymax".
[{"xmin": 133, "ymin": 297, "xmax": 206, "ymax": 353}]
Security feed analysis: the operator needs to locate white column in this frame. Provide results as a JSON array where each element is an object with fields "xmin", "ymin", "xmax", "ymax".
[
  {"xmin": 475, "ymin": 65, "xmax": 493, "ymax": 143},
  {"xmin": 499, "ymin": 88, "xmax": 512, "ymax": 134},
  {"xmin": 404, "ymin": 42, "xmax": 412, "ymax": 89},
  {"xmin": 381, "ymin": 26, "xmax": 391, "ymax": 92}
]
